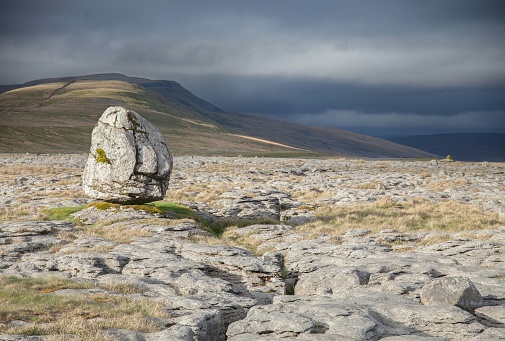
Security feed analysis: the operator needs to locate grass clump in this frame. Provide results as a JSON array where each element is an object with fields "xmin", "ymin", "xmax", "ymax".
[
  {"xmin": 298, "ymin": 196, "xmax": 505, "ymax": 235},
  {"xmin": 43, "ymin": 202, "xmax": 198, "ymax": 221},
  {"xmin": 87, "ymin": 201, "xmax": 198, "ymax": 217},
  {"xmin": 153, "ymin": 201, "xmax": 202, "ymax": 220},
  {"xmin": 0, "ymin": 275, "xmax": 170, "ymax": 338},
  {"xmin": 81, "ymin": 221, "xmax": 153, "ymax": 244},
  {"xmin": 86, "ymin": 202, "xmax": 166, "ymax": 215},
  {"xmin": 186, "ymin": 228, "xmax": 266, "ymax": 255},
  {"xmin": 42, "ymin": 206, "xmax": 85, "ymax": 224},
  {"xmin": 0, "ymin": 206, "xmax": 34, "ymax": 222},
  {"xmin": 43, "ymin": 206, "xmax": 85, "ymax": 219},
  {"xmin": 207, "ymin": 217, "xmax": 279, "ymax": 237}
]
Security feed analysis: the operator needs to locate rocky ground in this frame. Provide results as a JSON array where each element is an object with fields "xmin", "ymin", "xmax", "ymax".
[{"xmin": 0, "ymin": 154, "xmax": 504, "ymax": 340}]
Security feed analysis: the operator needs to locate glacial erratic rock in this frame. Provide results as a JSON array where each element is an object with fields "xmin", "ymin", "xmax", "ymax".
[{"xmin": 82, "ymin": 106, "xmax": 173, "ymax": 204}]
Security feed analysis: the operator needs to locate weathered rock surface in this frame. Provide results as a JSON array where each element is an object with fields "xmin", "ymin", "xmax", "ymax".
[
  {"xmin": 421, "ymin": 276, "xmax": 484, "ymax": 312},
  {"xmin": 82, "ymin": 106, "xmax": 173, "ymax": 204},
  {"xmin": 1, "ymin": 154, "xmax": 504, "ymax": 340}
]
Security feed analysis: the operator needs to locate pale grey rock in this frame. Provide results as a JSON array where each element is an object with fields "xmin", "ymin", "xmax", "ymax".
[
  {"xmin": 0, "ymin": 221, "xmax": 70, "ymax": 262},
  {"xmin": 281, "ymin": 208, "xmax": 316, "ymax": 226},
  {"xmin": 7, "ymin": 320, "xmax": 28, "ymax": 328},
  {"xmin": 470, "ymin": 327, "xmax": 505, "ymax": 340},
  {"xmin": 0, "ymin": 223, "xmax": 52, "ymax": 237},
  {"xmin": 227, "ymin": 295, "xmax": 386, "ymax": 340},
  {"xmin": 381, "ymin": 337, "xmax": 444, "ymax": 341},
  {"xmin": 295, "ymin": 265, "xmax": 370, "ymax": 295},
  {"xmin": 172, "ymin": 309, "xmax": 224, "ymax": 341},
  {"xmin": 343, "ymin": 228, "xmax": 372, "ymax": 238},
  {"xmin": 177, "ymin": 241, "xmax": 283, "ymax": 292},
  {"xmin": 227, "ymin": 309, "xmax": 316, "ymax": 338},
  {"xmin": 0, "ymin": 335, "xmax": 41, "ymax": 341},
  {"xmin": 50, "ymin": 252, "xmax": 130, "ymax": 278},
  {"xmin": 418, "ymin": 239, "xmax": 504, "ymax": 267},
  {"xmin": 104, "ymin": 328, "xmax": 145, "ymax": 341},
  {"xmin": 475, "ymin": 306, "xmax": 505, "ymax": 326},
  {"xmin": 421, "ymin": 276, "xmax": 484, "ymax": 312},
  {"xmin": 145, "ymin": 325, "xmax": 195, "ymax": 341},
  {"xmin": 211, "ymin": 189, "xmax": 292, "ymax": 221},
  {"xmin": 227, "ymin": 224, "xmax": 294, "ymax": 242},
  {"xmin": 56, "ymin": 236, "xmax": 118, "ymax": 254},
  {"xmin": 82, "ymin": 106, "xmax": 173, "ymax": 204},
  {"xmin": 51, "ymin": 289, "xmax": 113, "ymax": 299},
  {"xmin": 373, "ymin": 303, "xmax": 484, "ymax": 340}
]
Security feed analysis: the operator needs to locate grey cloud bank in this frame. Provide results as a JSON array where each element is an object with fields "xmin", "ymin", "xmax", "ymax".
[{"xmin": 1, "ymin": 0, "xmax": 504, "ymax": 136}]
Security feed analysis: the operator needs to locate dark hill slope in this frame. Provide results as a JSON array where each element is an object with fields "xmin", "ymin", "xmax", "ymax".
[
  {"xmin": 0, "ymin": 73, "xmax": 433, "ymax": 158},
  {"xmin": 208, "ymin": 111, "xmax": 433, "ymax": 158},
  {"xmin": 387, "ymin": 133, "xmax": 505, "ymax": 162}
]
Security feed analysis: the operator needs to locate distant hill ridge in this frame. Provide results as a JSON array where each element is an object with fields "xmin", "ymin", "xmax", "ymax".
[
  {"xmin": 0, "ymin": 73, "xmax": 434, "ymax": 158},
  {"xmin": 387, "ymin": 133, "xmax": 505, "ymax": 162}
]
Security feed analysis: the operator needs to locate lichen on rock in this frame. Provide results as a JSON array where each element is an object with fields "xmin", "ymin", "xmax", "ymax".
[{"xmin": 95, "ymin": 148, "xmax": 111, "ymax": 164}]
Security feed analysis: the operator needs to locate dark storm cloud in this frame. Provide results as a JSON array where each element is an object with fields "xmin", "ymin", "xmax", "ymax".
[
  {"xmin": 179, "ymin": 74, "xmax": 505, "ymax": 116},
  {"xmin": 1, "ymin": 0, "xmax": 504, "ymax": 135}
]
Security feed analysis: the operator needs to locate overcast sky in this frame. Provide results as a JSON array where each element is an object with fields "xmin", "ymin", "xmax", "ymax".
[{"xmin": 1, "ymin": 0, "xmax": 504, "ymax": 136}]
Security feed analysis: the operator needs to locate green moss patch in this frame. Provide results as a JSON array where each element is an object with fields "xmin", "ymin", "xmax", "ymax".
[
  {"xmin": 95, "ymin": 148, "xmax": 111, "ymax": 164},
  {"xmin": 42, "ymin": 202, "xmax": 279, "ymax": 239},
  {"xmin": 207, "ymin": 217, "xmax": 279, "ymax": 237},
  {"xmin": 42, "ymin": 206, "xmax": 84, "ymax": 224},
  {"xmin": 86, "ymin": 202, "xmax": 165, "ymax": 215},
  {"xmin": 153, "ymin": 202, "xmax": 199, "ymax": 219}
]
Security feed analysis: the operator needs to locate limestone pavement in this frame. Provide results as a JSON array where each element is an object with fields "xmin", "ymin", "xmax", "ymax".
[{"xmin": 0, "ymin": 154, "xmax": 504, "ymax": 340}]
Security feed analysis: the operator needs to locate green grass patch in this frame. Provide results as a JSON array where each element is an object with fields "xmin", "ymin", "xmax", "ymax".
[
  {"xmin": 86, "ymin": 202, "xmax": 165, "ymax": 215},
  {"xmin": 0, "ymin": 275, "xmax": 169, "ymax": 337},
  {"xmin": 42, "ymin": 202, "xmax": 204, "ymax": 223},
  {"xmin": 207, "ymin": 217, "xmax": 279, "ymax": 237},
  {"xmin": 153, "ymin": 202, "xmax": 200, "ymax": 219},
  {"xmin": 42, "ymin": 206, "xmax": 84, "ymax": 224},
  {"xmin": 42, "ymin": 202, "xmax": 281, "ymax": 239}
]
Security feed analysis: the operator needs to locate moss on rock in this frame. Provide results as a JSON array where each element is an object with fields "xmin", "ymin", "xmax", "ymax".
[
  {"xmin": 95, "ymin": 148, "xmax": 111, "ymax": 164},
  {"xmin": 86, "ymin": 202, "xmax": 165, "ymax": 215}
]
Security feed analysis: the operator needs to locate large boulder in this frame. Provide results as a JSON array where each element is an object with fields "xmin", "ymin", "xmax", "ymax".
[
  {"xmin": 82, "ymin": 106, "xmax": 173, "ymax": 204},
  {"xmin": 420, "ymin": 276, "xmax": 483, "ymax": 312}
]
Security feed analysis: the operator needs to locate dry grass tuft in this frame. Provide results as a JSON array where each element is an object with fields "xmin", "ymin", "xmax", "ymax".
[
  {"xmin": 426, "ymin": 179, "xmax": 470, "ymax": 191},
  {"xmin": 297, "ymin": 196, "xmax": 505, "ymax": 236},
  {"xmin": 86, "ymin": 202, "xmax": 165, "ymax": 215},
  {"xmin": 185, "ymin": 228, "xmax": 268, "ymax": 255},
  {"xmin": 221, "ymin": 228, "xmax": 264, "ymax": 255},
  {"xmin": 391, "ymin": 246, "xmax": 416, "ymax": 253},
  {"xmin": 0, "ymin": 206, "xmax": 34, "ymax": 222},
  {"xmin": 81, "ymin": 221, "xmax": 153, "ymax": 244},
  {"xmin": 347, "ymin": 181, "xmax": 381, "ymax": 190},
  {"xmin": 0, "ymin": 165, "xmax": 80, "ymax": 178},
  {"xmin": 164, "ymin": 183, "xmax": 228, "ymax": 206},
  {"xmin": 55, "ymin": 245, "xmax": 117, "ymax": 255},
  {"xmin": 418, "ymin": 234, "xmax": 453, "ymax": 246},
  {"xmin": 291, "ymin": 189, "xmax": 334, "ymax": 203},
  {"xmin": 0, "ymin": 276, "xmax": 170, "ymax": 338}
]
